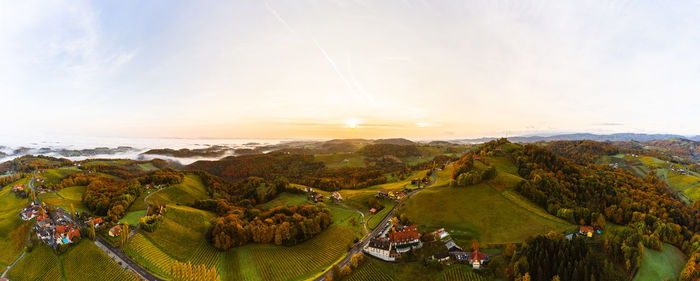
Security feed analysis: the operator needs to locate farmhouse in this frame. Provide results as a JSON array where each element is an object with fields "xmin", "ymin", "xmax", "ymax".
[
  {"xmin": 36, "ymin": 177, "xmax": 44, "ymax": 183},
  {"xmin": 469, "ymin": 249, "xmax": 486, "ymax": 269},
  {"xmin": 90, "ymin": 217, "xmax": 103, "ymax": 228},
  {"xmin": 20, "ymin": 204, "xmax": 43, "ymax": 220},
  {"xmin": 109, "ymin": 225, "xmax": 122, "ymax": 237},
  {"xmin": 578, "ymin": 226, "xmax": 594, "ymax": 237},
  {"xmin": 364, "ymin": 238, "xmax": 395, "ymax": 261},
  {"xmin": 332, "ymin": 192, "xmax": 343, "ymax": 202},
  {"xmin": 304, "ymin": 187, "xmax": 313, "ymax": 193},
  {"xmin": 376, "ymin": 189, "xmax": 390, "ymax": 198},
  {"xmin": 12, "ymin": 185, "xmax": 24, "ymax": 192},
  {"xmin": 388, "ymin": 190, "xmax": 406, "ymax": 201},
  {"xmin": 369, "ymin": 208, "xmax": 377, "ymax": 214},
  {"xmin": 388, "ymin": 225, "xmax": 421, "ymax": 253}
]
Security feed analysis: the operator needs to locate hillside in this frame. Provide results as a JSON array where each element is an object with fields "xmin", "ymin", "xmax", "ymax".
[{"xmin": 401, "ymin": 153, "xmax": 572, "ymax": 246}]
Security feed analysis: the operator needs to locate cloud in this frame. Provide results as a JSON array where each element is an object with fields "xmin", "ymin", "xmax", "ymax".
[{"xmin": 595, "ymin": 123, "xmax": 624, "ymax": 126}]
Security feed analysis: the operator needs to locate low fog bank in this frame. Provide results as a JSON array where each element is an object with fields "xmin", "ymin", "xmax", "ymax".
[{"xmin": 0, "ymin": 136, "xmax": 291, "ymax": 165}]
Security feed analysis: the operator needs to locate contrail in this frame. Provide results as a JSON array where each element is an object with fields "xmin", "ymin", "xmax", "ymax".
[
  {"xmin": 348, "ymin": 56, "xmax": 377, "ymax": 105},
  {"xmin": 264, "ymin": 0, "xmax": 296, "ymax": 34},
  {"xmin": 264, "ymin": 1, "xmax": 376, "ymax": 105},
  {"xmin": 312, "ymin": 38, "xmax": 364, "ymax": 101}
]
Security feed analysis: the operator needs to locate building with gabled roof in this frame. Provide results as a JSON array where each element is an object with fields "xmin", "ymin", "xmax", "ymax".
[
  {"xmin": 364, "ymin": 238, "xmax": 394, "ymax": 261},
  {"xmin": 109, "ymin": 225, "xmax": 121, "ymax": 237},
  {"xmin": 332, "ymin": 192, "xmax": 343, "ymax": 202},
  {"xmin": 469, "ymin": 249, "xmax": 486, "ymax": 269},
  {"xmin": 388, "ymin": 225, "xmax": 421, "ymax": 253},
  {"xmin": 579, "ymin": 226, "xmax": 594, "ymax": 237}
]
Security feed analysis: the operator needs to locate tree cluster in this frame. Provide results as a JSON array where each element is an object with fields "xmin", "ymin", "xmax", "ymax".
[
  {"xmin": 356, "ymin": 143, "xmax": 421, "ymax": 158},
  {"xmin": 508, "ymin": 233, "xmax": 626, "ymax": 281},
  {"xmin": 207, "ymin": 203, "xmax": 331, "ymax": 250}
]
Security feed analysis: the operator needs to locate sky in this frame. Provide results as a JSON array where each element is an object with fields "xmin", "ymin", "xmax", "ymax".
[{"xmin": 1, "ymin": 0, "xmax": 698, "ymax": 140}]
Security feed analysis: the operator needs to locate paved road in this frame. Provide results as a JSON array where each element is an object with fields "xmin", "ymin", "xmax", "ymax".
[
  {"xmin": 96, "ymin": 237, "xmax": 164, "ymax": 281},
  {"xmin": 314, "ymin": 170, "xmax": 438, "ymax": 281}
]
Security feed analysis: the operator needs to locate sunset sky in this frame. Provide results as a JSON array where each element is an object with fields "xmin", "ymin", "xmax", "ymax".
[{"xmin": 1, "ymin": 0, "xmax": 698, "ymax": 140}]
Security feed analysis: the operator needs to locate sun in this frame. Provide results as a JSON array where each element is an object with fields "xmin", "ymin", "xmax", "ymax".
[{"xmin": 346, "ymin": 119, "xmax": 360, "ymax": 129}]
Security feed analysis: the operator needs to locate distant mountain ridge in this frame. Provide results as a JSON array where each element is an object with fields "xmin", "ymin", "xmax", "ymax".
[{"xmin": 454, "ymin": 133, "xmax": 699, "ymax": 144}]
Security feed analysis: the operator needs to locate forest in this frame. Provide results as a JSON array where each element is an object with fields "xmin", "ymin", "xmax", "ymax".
[
  {"xmin": 495, "ymin": 139, "xmax": 700, "ymax": 279},
  {"xmin": 186, "ymin": 152, "xmax": 400, "ymax": 191}
]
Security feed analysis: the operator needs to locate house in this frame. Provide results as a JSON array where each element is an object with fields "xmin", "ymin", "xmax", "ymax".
[
  {"xmin": 376, "ymin": 190, "xmax": 390, "ymax": 199},
  {"xmin": 90, "ymin": 217, "xmax": 103, "ymax": 228},
  {"xmin": 332, "ymin": 192, "xmax": 343, "ymax": 202},
  {"xmin": 313, "ymin": 193, "xmax": 323, "ymax": 202},
  {"xmin": 36, "ymin": 177, "xmax": 44, "ymax": 183},
  {"xmin": 304, "ymin": 187, "xmax": 313, "ymax": 193},
  {"xmin": 67, "ymin": 229, "xmax": 80, "ymax": 241},
  {"xmin": 469, "ymin": 249, "xmax": 486, "ymax": 269},
  {"xmin": 109, "ymin": 225, "xmax": 121, "ymax": 237},
  {"xmin": 364, "ymin": 238, "xmax": 395, "ymax": 261},
  {"xmin": 579, "ymin": 226, "xmax": 594, "ymax": 238},
  {"xmin": 21, "ymin": 205, "xmax": 43, "ymax": 220},
  {"xmin": 388, "ymin": 225, "xmax": 421, "ymax": 253},
  {"xmin": 12, "ymin": 185, "xmax": 24, "ymax": 193},
  {"xmin": 369, "ymin": 208, "xmax": 378, "ymax": 214},
  {"xmin": 388, "ymin": 190, "xmax": 406, "ymax": 201},
  {"xmin": 36, "ymin": 227, "xmax": 52, "ymax": 242}
]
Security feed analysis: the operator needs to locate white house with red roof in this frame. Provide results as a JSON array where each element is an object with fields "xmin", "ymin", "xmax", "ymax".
[{"xmin": 469, "ymin": 249, "xmax": 486, "ymax": 269}]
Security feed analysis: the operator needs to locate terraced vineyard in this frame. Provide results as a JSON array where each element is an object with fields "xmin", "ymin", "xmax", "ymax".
[
  {"xmin": 0, "ymin": 186, "xmax": 29, "ymax": 265},
  {"xmin": 186, "ymin": 241, "xmax": 220, "ymax": 270},
  {"xmin": 346, "ymin": 260, "xmax": 394, "ymax": 281},
  {"xmin": 439, "ymin": 266, "xmax": 486, "ymax": 281},
  {"xmin": 124, "ymin": 233, "xmax": 175, "ymax": 278},
  {"xmin": 6, "ymin": 245, "xmax": 60, "ymax": 281},
  {"xmin": 63, "ymin": 241, "xmax": 139, "ymax": 281},
  {"xmin": 246, "ymin": 225, "xmax": 355, "ymax": 281}
]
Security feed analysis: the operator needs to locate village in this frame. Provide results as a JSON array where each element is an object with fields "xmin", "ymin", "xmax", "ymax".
[{"xmin": 11, "ymin": 176, "xmax": 162, "ymax": 253}]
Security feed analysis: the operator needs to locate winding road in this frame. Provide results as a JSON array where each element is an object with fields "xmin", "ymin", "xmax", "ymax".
[{"xmin": 314, "ymin": 170, "xmax": 438, "ymax": 281}]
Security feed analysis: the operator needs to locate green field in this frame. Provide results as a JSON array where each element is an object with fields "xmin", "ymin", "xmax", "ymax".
[
  {"xmin": 62, "ymin": 240, "xmax": 138, "ymax": 281},
  {"xmin": 0, "ymin": 186, "xmax": 31, "ymax": 267},
  {"xmin": 367, "ymin": 199, "xmax": 396, "ymax": 230},
  {"xmin": 128, "ymin": 188, "xmax": 155, "ymax": 212},
  {"xmin": 257, "ymin": 192, "xmax": 309, "ymax": 208},
  {"xmin": 137, "ymin": 162, "xmax": 159, "ymax": 172},
  {"xmin": 403, "ymin": 183, "xmax": 571, "ymax": 246},
  {"xmin": 38, "ymin": 188, "xmax": 89, "ymax": 214},
  {"xmin": 146, "ymin": 174, "xmax": 209, "ymax": 206},
  {"xmin": 120, "ymin": 210, "xmax": 147, "ymax": 226},
  {"xmin": 39, "ymin": 167, "xmax": 82, "ymax": 184},
  {"xmin": 6, "ymin": 245, "xmax": 61, "ymax": 281},
  {"xmin": 633, "ymin": 243, "xmax": 687, "ymax": 281}
]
